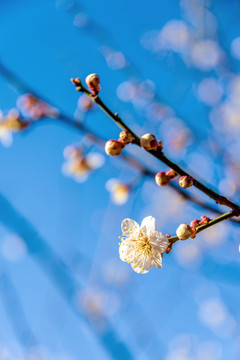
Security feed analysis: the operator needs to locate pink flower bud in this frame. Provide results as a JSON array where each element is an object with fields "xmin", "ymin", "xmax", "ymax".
[
  {"xmin": 105, "ymin": 140, "xmax": 123, "ymax": 156},
  {"xmin": 165, "ymin": 169, "xmax": 178, "ymax": 180},
  {"xmin": 155, "ymin": 172, "xmax": 170, "ymax": 186},
  {"xmin": 85, "ymin": 74, "xmax": 100, "ymax": 95},
  {"xmin": 190, "ymin": 219, "xmax": 200, "ymax": 229},
  {"xmin": 119, "ymin": 130, "xmax": 133, "ymax": 145},
  {"xmin": 179, "ymin": 175, "xmax": 194, "ymax": 188},
  {"xmin": 140, "ymin": 133, "xmax": 158, "ymax": 150},
  {"xmin": 176, "ymin": 223, "xmax": 193, "ymax": 240},
  {"xmin": 157, "ymin": 140, "xmax": 163, "ymax": 151}
]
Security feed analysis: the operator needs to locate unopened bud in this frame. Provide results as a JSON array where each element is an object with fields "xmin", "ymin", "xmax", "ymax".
[
  {"xmin": 71, "ymin": 78, "xmax": 81, "ymax": 86},
  {"xmin": 190, "ymin": 219, "xmax": 200, "ymax": 230},
  {"xmin": 157, "ymin": 140, "xmax": 163, "ymax": 151},
  {"xmin": 105, "ymin": 140, "xmax": 123, "ymax": 156},
  {"xmin": 165, "ymin": 169, "xmax": 178, "ymax": 180},
  {"xmin": 140, "ymin": 133, "xmax": 158, "ymax": 150},
  {"xmin": 85, "ymin": 73, "xmax": 100, "ymax": 95},
  {"xmin": 176, "ymin": 223, "xmax": 193, "ymax": 240},
  {"xmin": 155, "ymin": 172, "xmax": 169, "ymax": 186},
  {"xmin": 119, "ymin": 130, "xmax": 133, "ymax": 145},
  {"xmin": 179, "ymin": 175, "xmax": 194, "ymax": 188}
]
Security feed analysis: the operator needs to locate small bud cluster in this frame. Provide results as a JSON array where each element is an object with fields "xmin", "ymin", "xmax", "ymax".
[
  {"xmin": 155, "ymin": 169, "xmax": 178, "ymax": 187},
  {"xmin": 190, "ymin": 215, "xmax": 210, "ymax": 238},
  {"xmin": 179, "ymin": 175, "xmax": 194, "ymax": 188},
  {"xmin": 105, "ymin": 130, "xmax": 133, "ymax": 156},
  {"xmin": 176, "ymin": 215, "xmax": 210, "ymax": 240},
  {"xmin": 140, "ymin": 133, "xmax": 162, "ymax": 151}
]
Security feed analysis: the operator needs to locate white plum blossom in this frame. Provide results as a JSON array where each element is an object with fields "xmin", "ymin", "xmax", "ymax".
[{"xmin": 119, "ymin": 216, "xmax": 169, "ymax": 274}]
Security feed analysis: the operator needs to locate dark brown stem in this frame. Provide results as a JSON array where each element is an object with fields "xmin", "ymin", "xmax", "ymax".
[{"xmin": 73, "ymin": 80, "xmax": 240, "ymax": 216}]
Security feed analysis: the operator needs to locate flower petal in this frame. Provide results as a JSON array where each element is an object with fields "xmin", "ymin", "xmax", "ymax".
[
  {"xmin": 140, "ymin": 216, "xmax": 157, "ymax": 234},
  {"xmin": 119, "ymin": 240, "xmax": 134, "ymax": 262},
  {"xmin": 131, "ymin": 259, "xmax": 151, "ymax": 274},
  {"xmin": 150, "ymin": 231, "xmax": 169, "ymax": 253},
  {"xmin": 121, "ymin": 218, "xmax": 139, "ymax": 236},
  {"xmin": 150, "ymin": 252, "xmax": 163, "ymax": 268}
]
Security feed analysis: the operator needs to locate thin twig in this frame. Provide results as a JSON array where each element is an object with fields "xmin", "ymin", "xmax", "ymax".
[
  {"xmin": 168, "ymin": 211, "xmax": 235, "ymax": 243},
  {"xmin": 73, "ymin": 79, "xmax": 240, "ymax": 216}
]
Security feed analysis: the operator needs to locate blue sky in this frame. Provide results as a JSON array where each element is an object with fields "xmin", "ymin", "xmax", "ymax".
[{"xmin": 0, "ymin": 0, "xmax": 240, "ymax": 359}]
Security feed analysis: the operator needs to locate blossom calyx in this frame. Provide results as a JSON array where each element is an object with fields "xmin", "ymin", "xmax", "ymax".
[
  {"xmin": 155, "ymin": 172, "xmax": 170, "ymax": 186},
  {"xmin": 176, "ymin": 223, "xmax": 193, "ymax": 240},
  {"xmin": 119, "ymin": 130, "xmax": 133, "ymax": 145},
  {"xmin": 179, "ymin": 175, "xmax": 194, "ymax": 188},
  {"xmin": 140, "ymin": 133, "xmax": 158, "ymax": 150},
  {"xmin": 85, "ymin": 73, "xmax": 100, "ymax": 95},
  {"xmin": 105, "ymin": 140, "xmax": 124, "ymax": 156}
]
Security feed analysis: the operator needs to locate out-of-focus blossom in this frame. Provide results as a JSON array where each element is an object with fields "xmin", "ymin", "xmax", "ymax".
[
  {"xmin": 198, "ymin": 297, "xmax": 236, "ymax": 335},
  {"xmin": 78, "ymin": 95, "xmax": 94, "ymax": 112},
  {"xmin": 159, "ymin": 20, "xmax": 190, "ymax": 52},
  {"xmin": 116, "ymin": 80, "xmax": 155, "ymax": 108},
  {"xmin": 231, "ymin": 37, "xmax": 240, "ymax": 60},
  {"xmin": 62, "ymin": 145, "xmax": 104, "ymax": 182},
  {"xmin": 117, "ymin": 81, "xmax": 137, "ymax": 102},
  {"xmin": 73, "ymin": 12, "xmax": 88, "ymax": 28},
  {"xmin": 106, "ymin": 179, "xmax": 130, "ymax": 205},
  {"xmin": 17, "ymin": 94, "xmax": 59, "ymax": 119},
  {"xmin": 119, "ymin": 216, "xmax": 169, "ymax": 274},
  {"xmin": 160, "ymin": 118, "xmax": 192, "ymax": 155},
  {"xmin": 218, "ymin": 178, "xmax": 237, "ymax": 197},
  {"xmin": 1, "ymin": 233, "xmax": 27, "ymax": 262},
  {"xmin": 100, "ymin": 46, "xmax": 127, "ymax": 70},
  {"xmin": 141, "ymin": 20, "xmax": 190, "ymax": 53},
  {"xmin": 0, "ymin": 109, "xmax": 28, "ymax": 147},
  {"xmin": 79, "ymin": 288, "xmax": 120, "ymax": 318},
  {"xmin": 197, "ymin": 78, "xmax": 223, "ymax": 106},
  {"xmin": 210, "ymin": 76, "xmax": 240, "ymax": 135},
  {"xmin": 191, "ymin": 40, "xmax": 221, "ymax": 71},
  {"xmin": 174, "ymin": 241, "xmax": 201, "ymax": 269}
]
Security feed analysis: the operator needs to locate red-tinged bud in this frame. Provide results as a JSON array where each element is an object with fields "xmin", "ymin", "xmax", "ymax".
[
  {"xmin": 157, "ymin": 140, "xmax": 163, "ymax": 151},
  {"xmin": 200, "ymin": 215, "xmax": 210, "ymax": 224},
  {"xmin": 176, "ymin": 223, "xmax": 193, "ymax": 240},
  {"xmin": 165, "ymin": 242, "xmax": 173, "ymax": 254},
  {"xmin": 165, "ymin": 169, "xmax": 178, "ymax": 180},
  {"xmin": 155, "ymin": 172, "xmax": 170, "ymax": 186},
  {"xmin": 179, "ymin": 175, "xmax": 194, "ymax": 188},
  {"xmin": 105, "ymin": 140, "xmax": 124, "ymax": 156},
  {"xmin": 71, "ymin": 78, "xmax": 81, "ymax": 86},
  {"xmin": 190, "ymin": 219, "xmax": 200, "ymax": 229},
  {"xmin": 140, "ymin": 133, "xmax": 158, "ymax": 150},
  {"xmin": 85, "ymin": 73, "xmax": 100, "ymax": 95},
  {"xmin": 119, "ymin": 130, "xmax": 133, "ymax": 145}
]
